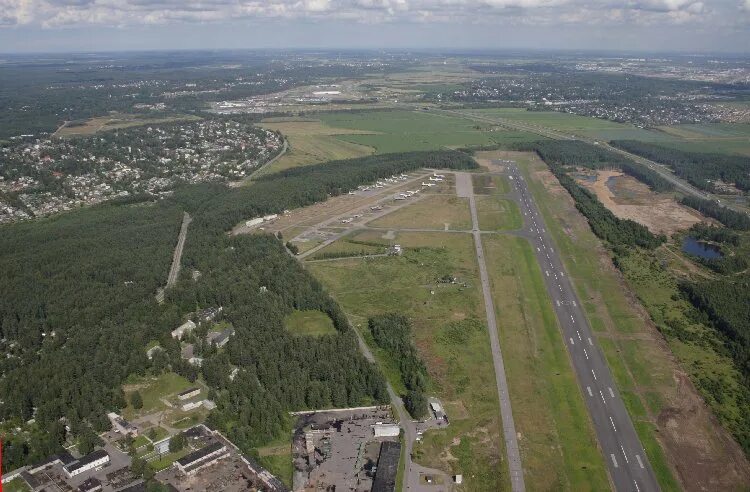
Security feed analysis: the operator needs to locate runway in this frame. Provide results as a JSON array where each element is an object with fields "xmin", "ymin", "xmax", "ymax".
[{"xmin": 500, "ymin": 161, "xmax": 660, "ymax": 492}]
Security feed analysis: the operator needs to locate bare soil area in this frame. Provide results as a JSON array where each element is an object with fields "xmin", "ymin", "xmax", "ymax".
[{"xmin": 577, "ymin": 170, "xmax": 704, "ymax": 235}]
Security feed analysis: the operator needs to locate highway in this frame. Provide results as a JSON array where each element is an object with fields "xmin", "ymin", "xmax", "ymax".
[
  {"xmin": 434, "ymin": 107, "xmax": 748, "ymax": 215},
  {"xmin": 501, "ymin": 161, "xmax": 660, "ymax": 492}
]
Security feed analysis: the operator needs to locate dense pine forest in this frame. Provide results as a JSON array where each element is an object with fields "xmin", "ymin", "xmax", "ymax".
[
  {"xmin": 0, "ymin": 150, "xmax": 477, "ymax": 471},
  {"xmin": 611, "ymin": 140, "xmax": 750, "ymax": 193}
]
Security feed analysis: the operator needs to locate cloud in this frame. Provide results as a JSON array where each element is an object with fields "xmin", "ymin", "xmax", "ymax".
[{"xmin": 0, "ymin": 0, "xmax": 740, "ymax": 28}]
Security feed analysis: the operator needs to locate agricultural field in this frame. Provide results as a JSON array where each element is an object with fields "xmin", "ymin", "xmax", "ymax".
[
  {"xmin": 368, "ymin": 194, "xmax": 472, "ymax": 231},
  {"xmin": 318, "ymin": 110, "xmax": 541, "ymax": 153},
  {"xmin": 464, "ymin": 108, "xmax": 675, "ymax": 142},
  {"xmin": 54, "ymin": 113, "xmax": 200, "ymax": 137},
  {"xmin": 258, "ymin": 118, "xmax": 373, "ymax": 174},
  {"xmin": 284, "ymin": 309, "xmax": 337, "ymax": 337},
  {"xmin": 308, "ymin": 230, "xmax": 510, "ymax": 491},
  {"xmin": 515, "ymin": 150, "xmax": 749, "ymax": 490},
  {"xmin": 482, "ymin": 234, "xmax": 610, "ymax": 490}
]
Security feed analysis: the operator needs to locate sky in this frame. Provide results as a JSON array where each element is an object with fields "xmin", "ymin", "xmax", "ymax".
[{"xmin": 0, "ymin": 0, "xmax": 749, "ymax": 54}]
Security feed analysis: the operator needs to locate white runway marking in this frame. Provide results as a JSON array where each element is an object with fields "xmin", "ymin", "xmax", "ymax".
[
  {"xmin": 610, "ymin": 416, "xmax": 617, "ymax": 431},
  {"xmin": 587, "ymin": 386, "xmax": 593, "ymax": 397},
  {"xmin": 636, "ymin": 454, "xmax": 644, "ymax": 469},
  {"xmin": 611, "ymin": 454, "xmax": 618, "ymax": 468},
  {"xmin": 609, "ymin": 387, "xmax": 615, "ymax": 398}
]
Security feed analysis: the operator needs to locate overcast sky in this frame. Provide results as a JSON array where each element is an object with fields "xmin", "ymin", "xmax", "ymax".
[{"xmin": 1, "ymin": 0, "xmax": 749, "ymax": 54}]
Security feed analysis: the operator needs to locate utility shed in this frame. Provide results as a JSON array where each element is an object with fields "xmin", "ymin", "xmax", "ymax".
[
  {"xmin": 372, "ymin": 441, "xmax": 401, "ymax": 492},
  {"xmin": 373, "ymin": 424, "xmax": 400, "ymax": 437}
]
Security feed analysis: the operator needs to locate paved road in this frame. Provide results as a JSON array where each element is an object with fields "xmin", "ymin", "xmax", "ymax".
[
  {"xmin": 501, "ymin": 162, "xmax": 660, "ymax": 492},
  {"xmin": 167, "ymin": 211, "xmax": 192, "ymax": 287},
  {"xmin": 458, "ymin": 172, "xmax": 526, "ymax": 492}
]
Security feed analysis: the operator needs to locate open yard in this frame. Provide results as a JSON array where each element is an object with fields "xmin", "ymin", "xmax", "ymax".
[
  {"xmin": 122, "ymin": 372, "xmax": 195, "ymax": 418},
  {"xmin": 308, "ymin": 231, "xmax": 510, "ymax": 491}
]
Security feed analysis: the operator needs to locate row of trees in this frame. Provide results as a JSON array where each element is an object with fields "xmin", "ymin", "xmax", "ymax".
[
  {"xmin": 611, "ymin": 140, "xmax": 750, "ymax": 193},
  {"xmin": 368, "ymin": 313, "xmax": 428, "ymax": 419}
]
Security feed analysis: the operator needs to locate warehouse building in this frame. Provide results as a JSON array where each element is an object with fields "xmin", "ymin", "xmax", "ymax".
[
  {"xmin": 177, "ymin": 387, "xmax": 201, "ymax": 401},
  {"xmin": 64, "ymin": 449, "xmax": 110, "ymax": 478},
  {"xmin": 372, "ymin": 441, "xmax": 401, "ymax": 492}
]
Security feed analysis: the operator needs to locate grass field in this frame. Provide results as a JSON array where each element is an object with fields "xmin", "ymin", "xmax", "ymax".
[
  {"xmin": 284, "ymin": 310, "xmax": 337, "ymax": 337},
  {"xmin": 122, "ymin": 372, "xmax": 194, "ymax": 419},
  {"xmin": 308, "ymin": 231, "xmax": 510, "ymax": 491},
  {"xmin": 318, "ymin": 110, "xmax": 541, "ymax": 153},
  {"xmin": 55, "ymin": 113, "xmax": 200, "ymax": 137},
  {"xmin": 475, "ymin": 196, "xmax": 522, "ymax": 231},
  {"xmin": 464, "ymin": 108, "xmax": 675, "ymax": 142},
  {"xmin": 368, "ymin": 195, "xmax": 472, "ymax": 231},
  {"xmin": 308, "ymin": 238, "xmax": 384, "ymax": 260},
  {"xmin": 482, "ymin": 234, "xmax": 610, "ymax": 490},
  {"xmin": 473, "ymin": 174, "xmax": 510, "ymax": 195},
  {"xmin": 3, "ymin": 478, "xmax": 31, "ymax": 492}
]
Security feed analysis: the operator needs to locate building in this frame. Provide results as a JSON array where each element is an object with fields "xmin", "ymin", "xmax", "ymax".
[
  {"xmin": 246, "ymin": 217, "xmax": 263, "ymax": 228},
  {"xmin": 372, "ymin": 424, "xmax": 400, "ymax": 438},
  {"xmin": 371, "ymin": 441, "xmax": 401, "ymax": 492},
  {"xmin": 107, "ymin": 412, "xmax": 139, "ymax": 436},
  {"xmin": 171, "ymin": 320, "xmax": 196, "ymax": 340},
  {"xmin": 178, "ymin": 387, "xmax": 201, "ymax": 401},
  {"xmin": 78, "ymin": 477, "xmax": 103, "ymax": 492},
  {"xmin": 63, "ymin": 450, "xmax": 110, "ymax": 478},
  {"xmin": 206, "ymin": 327, "xmax": 233, "ymax": 348},
  {"xmin": 430, "ymin": 401, "xmax": 446, "ymax": 421},
  {"xmin": 146, "ymin": 345, "xmax": 163, "ymax": 360},
  {"xmin": 174, "ymin": 441, "xmax": 230, "ymax": 475},
  {"xmin": 197, "ymin": 306, "xmax": 223, "ymax": 324},
  {"xmin": 27, "ymin": 451, "xmax": 76, "ymax": 474}
]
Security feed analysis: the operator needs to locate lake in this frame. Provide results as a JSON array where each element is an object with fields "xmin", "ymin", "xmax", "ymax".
[{"xmin": 682, "ymin": 236, "xmax": 723, "ymax": 259}]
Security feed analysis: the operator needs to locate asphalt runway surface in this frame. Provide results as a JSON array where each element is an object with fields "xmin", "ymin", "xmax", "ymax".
[{"xmin": 501, "ymin": 161, "xmax": 660, "ymax": 492}]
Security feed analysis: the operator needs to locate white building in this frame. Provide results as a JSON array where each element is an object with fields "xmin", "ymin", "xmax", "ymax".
[
  {"xmin": 177, "ymin": 387, "xmax": 201, "ymax": 401},
  {"xmin": 373, "ymin": 423, "xmax": 400, "ymax": 437},
  {"xmin": 63, "ymin": 450, "xmax": 109, "ymax": 478},
  {"xmin": 171, "ymin": 320, "xmax": 196, "ymax": 340}
]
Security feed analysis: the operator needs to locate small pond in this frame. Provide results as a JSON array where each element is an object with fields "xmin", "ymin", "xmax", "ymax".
[{"xmin": 682, "ymin": 236, "xmax": 723, "ymax": 259}]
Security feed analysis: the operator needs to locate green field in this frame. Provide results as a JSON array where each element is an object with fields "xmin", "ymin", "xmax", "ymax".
[
  {"xmin": 475, "ymin": 196, "xmax": 522, "ymax": 231},
  {"xmin": 516, "ymin": 151, "xmax": 682, "ymax": 490},
  {"xmin": 482, "ymin": 234, "xmax": 610, "ymax": 490},
  {"xmin": 465, "ymin": 108, "xmax": 675, "ymax": 142},
  {"xmin": 473, "ymin": 174, "xmax": 510, "ymax": 195},
  {"xmin": 308, "ymin": 230, "xmax": 510, "ymax": 491},
  {"xmin": 318, "ymin": 110, "xmax": 541, "ymax": 153},
  {"xmin": 3, "ymin": 478, "xmax": 31, "ymax": 492},
  {"xmin": 284, "ymin": 310, "xmax": 337, "ymax": 337},
  {"xmin": 122, "ymin": 372, "xmax": 195, "ymax": 419},
  {"xmin": 308, "ymin": 238, "xmax": 385, "ymax": 260}
]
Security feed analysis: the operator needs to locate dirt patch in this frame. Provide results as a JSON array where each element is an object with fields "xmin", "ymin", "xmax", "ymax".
[
  {"xmin": 577, "ymin": 170, "xmax": 704, "ymax": 235},
  {"xmin": 656, "ymin": 372, "xmax": 750, "ymax": 491}
]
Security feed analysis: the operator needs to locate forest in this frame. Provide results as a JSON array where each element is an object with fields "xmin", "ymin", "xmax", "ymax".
[
  {"xmin": 0, "ymin": 149, "xmax": 476, "ymax": 472},
  {"xmin": 515, "ymin": 140, "xmax": 665, "ymax": 249},
  {"xmin": 368, "ymin": 313, "xmax": 428, "ymax": 419},
  {"xmin": 611, "ymin": 140, "xmax": 750, "ymax": 193},
  {"xmin": 680, "ymin": 196, "xmax": 750, "ymax": 230}
]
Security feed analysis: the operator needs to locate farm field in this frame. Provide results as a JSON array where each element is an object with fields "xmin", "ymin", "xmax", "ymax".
[
  {"xmin": 283, "ymin": 309, "xmax": 337, "ymax": 337},
  {"xmin": 482, "ymin": 233, "xmax": 610, "ymax": 491},
  {"xmin": 258, "ymin": 119, "xmax": 374, "ymax": 174},
  {"xmin": 308, "ymin": 230, "xmax": 510, "ymax": 491},
  {"xmin": 464, "ymin": 108, "xmax": 675, "ymax": 142},
  {"xmin": 368, "ymin": 194, "xmax": 472, "ymax": 231},
  {"xmin": 515, "ymin": 149, "xmax": 749, "ymax": 490},
  {"xmin": 318, "ymin": 110, "xmax": 541, "ymax": 153}
]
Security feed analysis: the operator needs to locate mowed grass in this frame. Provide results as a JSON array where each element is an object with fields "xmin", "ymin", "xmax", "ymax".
[
  {"xmin": 516, "ymin": 152, "xmax": 681, "ymax": 490},
  {"xmin": 483, "ymin": 234, "xmax": 609, "ymax": 490},
  {"xmin": 475, "ymin": 196, "xmax": 522, "ymax": 231},
  {"xmin": 473, "ymin": 174, "xmax": 510, "ymax": 195},
  {"xmin": 369, "ymin": 195, "xmax": 472, "ymax": 231},
  {"xmin": 284, "ymin": 309, "xmax": 337, "ymax": 337},
  {"xmin": 308, "ymin": 231, "xmax": 510, "ymax": 491},
  {"xmin": 308, "ymin": 238, "xmax": 384, "ymax": 260},
  {"xmin": 56, "ymin": 113, "xmax": 200, "ymax": 137},
  {"xmin": 319, "ymin": 110, "xmax": 541, "ymax": 153},
  {"xmin": 465, "ymin": 108, "xmax": 674, "ymax": 142}
]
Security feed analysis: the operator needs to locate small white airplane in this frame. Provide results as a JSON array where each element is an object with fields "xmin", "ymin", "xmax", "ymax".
[
  {"xmin": 407, "ymin": 190, "xmax": 418, "ymax": 194},
  {"xmin": 348, "ymin": 191, "xmax": 356, "ymax": 195},
  {"xmin": 433, "ymin": 173, "xmax": 445, "ymax": 178},
  {"xmin": 341, "ymin": 218, "xmax": 353, "ymax": 223},
  {"xmin": 422, "ymin": 182, "xmax": 436, "ymax": 187}
]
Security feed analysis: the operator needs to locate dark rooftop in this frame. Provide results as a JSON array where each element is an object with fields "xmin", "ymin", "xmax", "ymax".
[
  {"xmin": 64, "ymin": 449, "xmax": 108, "ymax": 474},
  {"xmin": 176, "ymin": 441, "xmax": 225, "ymax": 468},
  {"xmin": 371, "ymin": 441, "xmax": 401, "ymax": 492},
  {"xmin": 78, "ymin": 476, "xmax": 102, "ymax": 491},
  {"xmin": 177, "ymin": 387, "xmax": 201, "ymax": 397}
]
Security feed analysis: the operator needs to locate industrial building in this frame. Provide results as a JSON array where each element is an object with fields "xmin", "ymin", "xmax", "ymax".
[
  {"xmin": 108, "ymin": 412, "xmax": 139, "ymax": 436},
  {"xmin": 178, "ymin": 387, "xmax": 201, "ymax": 401},
  {"xmin": 373, "ymin": 423, "xmax": 400, "ymax": 437},
  {"xmin": 174, "ymin": 441, "xmax": 230, "ymax": 475},
  {"xmin": 63, "ymin": 449, "xmax": 110, "ymax": 478},
  {"xmin": 371, "ymin": 441, "xmax": 401, "ymax": 492}
]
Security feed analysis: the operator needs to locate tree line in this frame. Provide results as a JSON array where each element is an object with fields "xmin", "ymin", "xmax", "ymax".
[
  {"xmin": 680, "ymin": 196, "xmax": 750, "ymax": 231},
  {"xmin": 368, "ymin": 313, "xmax": 428, "ymax": 419}
]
